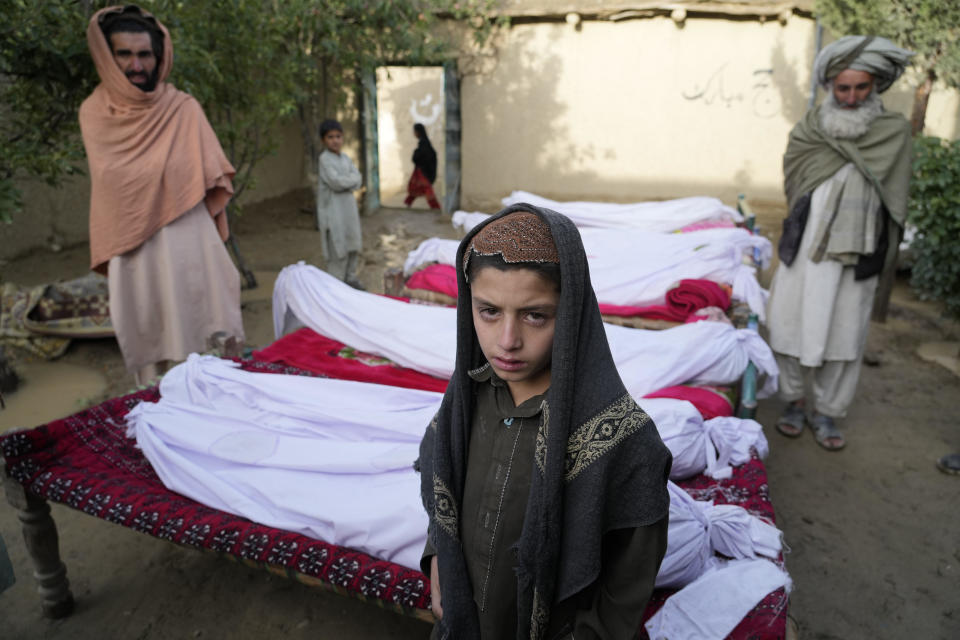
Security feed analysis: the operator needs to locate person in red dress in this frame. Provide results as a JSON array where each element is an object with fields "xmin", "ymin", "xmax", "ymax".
[{"xmin": 404, "ymin": 123, "xmax": 442, "ymax": 210}]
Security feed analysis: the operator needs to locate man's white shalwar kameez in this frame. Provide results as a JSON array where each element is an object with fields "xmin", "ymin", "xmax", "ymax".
[{"xmin": 767, "ymin": 164, "xmax": 880, "ymax": 417}]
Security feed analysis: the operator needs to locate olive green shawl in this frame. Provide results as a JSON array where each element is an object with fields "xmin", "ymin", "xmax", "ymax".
[{"xmin": 783, "ymin": 106, "xmax": 912, "ymax": 227}]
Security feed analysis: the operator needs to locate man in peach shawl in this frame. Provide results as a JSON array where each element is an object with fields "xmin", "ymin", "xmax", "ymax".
[{"xmin": 80, "ymin": 5, "xmax": 244, "ymax": 385}]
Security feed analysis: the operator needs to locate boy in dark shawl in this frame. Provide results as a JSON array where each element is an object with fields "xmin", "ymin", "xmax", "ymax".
[
  {"xmin": 404, "ymin": 123, "xmax": 442, "ymax": 210},
  {"xmin": 418, "ymin": 204, "xmax": 671, "ymax": 639}
]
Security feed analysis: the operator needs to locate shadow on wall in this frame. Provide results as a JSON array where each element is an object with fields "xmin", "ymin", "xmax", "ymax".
[
  {"xmin": 733, "ymin": 27, "xmax": 815, "ymax": 195},
  {"xmin": 770, "ymin": 31, "xmax": 811, "ymax": 126},
  {"xmin": 0, "ymin": 175, "xmax": 92, "ymax": 262},
  {"xmin": 461, "ymin": 26, "xmax": 605, "ymax": 210}
]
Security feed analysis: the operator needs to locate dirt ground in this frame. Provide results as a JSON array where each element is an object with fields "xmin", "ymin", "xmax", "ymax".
[{"xmin": 1, "ymin": 190, "xmax": 958, "ymax": 639}]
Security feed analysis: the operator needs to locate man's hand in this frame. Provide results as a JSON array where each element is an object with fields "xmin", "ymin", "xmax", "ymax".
[{"xmin": 430, "ymin": 555, "xmax": 443, "ymax": 620}]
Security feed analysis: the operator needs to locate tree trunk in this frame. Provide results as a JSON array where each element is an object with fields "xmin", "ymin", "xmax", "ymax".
[
  {"xmin": 910, "ymin": 68, "xmax": 935, "ymax": 136},
  {"xmin": 873, "ymin": 70, "xmax": 935, "ymax": 323},
  {"xmin": 299, "ymin": 61, "xmax": 329, "ymax": 180}
]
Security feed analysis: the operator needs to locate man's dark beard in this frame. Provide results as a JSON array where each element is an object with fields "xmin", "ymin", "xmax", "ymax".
[{"xmin": 126, "ymin": 67, "xmax": 159, "ymax": 92}]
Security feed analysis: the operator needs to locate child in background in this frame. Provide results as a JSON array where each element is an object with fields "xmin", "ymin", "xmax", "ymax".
[
  {"xmin": 316, "ymin": 119, "xmax": 364, "ymax": 290},
  {"xmin": 418, "ymin": 204, "xmax": 672, "ymax": 639}
]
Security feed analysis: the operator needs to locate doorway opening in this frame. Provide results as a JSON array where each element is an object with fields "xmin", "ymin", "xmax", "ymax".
[{"xmin": 361, "ymin": 63, "xmax": 460, "ymax": 213}]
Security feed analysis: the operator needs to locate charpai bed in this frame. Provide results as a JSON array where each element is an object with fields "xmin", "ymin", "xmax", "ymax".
[
  {"xmin": 1, "ymin": 358, "xmax": 432, "ymax": 621},
  {"xmin": 2, "ymin": 337, "xmax": 788, "ymax": 638}
]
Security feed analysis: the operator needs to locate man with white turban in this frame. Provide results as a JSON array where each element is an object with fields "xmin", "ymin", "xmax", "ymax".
[{"xmin": 767, "ymin": 35, "xmax": 914, "ymax": 450}]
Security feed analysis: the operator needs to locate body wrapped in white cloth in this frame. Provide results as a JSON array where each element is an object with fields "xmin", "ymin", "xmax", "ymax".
[
  {"xmin": 452, "ymin": 191, "xmax": 742, "ymax": 233},
  {"xmin": 639, "ymin": 398, "xmax": 768, "ymax": 480},
  {"xmin": 127, "ymin": 356, "xmax": 784, "ymax": 596},
  {"xmin": 646, "ymin": 559, "xmax": 792, "ymax": 640},
  {"xmin": 273, "ymin": 263, "xmax": 778, "ymax": 397},
  {"xmin": 126, "ymin": 355, "xmax": 436, "ymax": 570},
  {"xmin": 404, "ymin": 227, "xmax": 771, "ymax": 320},
  {"xmin": 658, "ymin": 482, "xmax": 781, "ymax": 588}
]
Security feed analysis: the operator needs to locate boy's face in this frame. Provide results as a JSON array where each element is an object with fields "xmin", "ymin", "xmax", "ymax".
[
  {"xmin": 322, "ymin": 129, "xmax": 343, "ymax": 153},
  {"xmin": 470, "ymin": 266, "xmax": 558, "ymax": 405}
]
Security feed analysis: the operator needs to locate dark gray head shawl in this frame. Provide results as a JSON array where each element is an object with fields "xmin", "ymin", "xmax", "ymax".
[{"xmin": 418, "ymin": 203, "xmax": 671, "ymax": 639}]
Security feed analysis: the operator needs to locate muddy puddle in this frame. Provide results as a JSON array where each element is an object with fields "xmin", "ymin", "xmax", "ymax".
[{"xmin": 0, "ymin": 361, "xmax": 108, "ymax": 431}]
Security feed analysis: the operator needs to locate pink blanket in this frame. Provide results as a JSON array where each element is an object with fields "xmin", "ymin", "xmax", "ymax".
[{"xmin": 643, "ymin": 385, "xmax": 735, "ymax": 420}]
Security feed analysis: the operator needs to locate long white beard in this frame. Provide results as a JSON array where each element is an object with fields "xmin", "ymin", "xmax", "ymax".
[{"xmin": 819, "ymin": 88, "xmax": 884, "ymax": 140}]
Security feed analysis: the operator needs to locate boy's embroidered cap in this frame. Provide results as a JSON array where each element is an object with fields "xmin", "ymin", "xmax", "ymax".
[{"xmin": 463, "ymin": 211, "xmax": 559, "ymax": 278}]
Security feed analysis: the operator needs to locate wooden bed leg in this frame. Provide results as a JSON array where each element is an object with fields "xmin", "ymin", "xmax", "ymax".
[
  {"xmin": 18, "ymin": 494, "xmax": 74, "ymax": 618},
  {"xmin": 2, "ymin": 464, "xmax": 74, "ymax": 618}
]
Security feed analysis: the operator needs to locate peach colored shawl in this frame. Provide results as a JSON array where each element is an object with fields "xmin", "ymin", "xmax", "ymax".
[{"xmin": 80, "ymin": 6, "xmax": 235, "ymax": 273}]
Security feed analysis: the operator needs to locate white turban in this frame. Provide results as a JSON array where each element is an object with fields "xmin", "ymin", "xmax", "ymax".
[{"xmin": 814, "ymin": 35, "xmax": 914, "ymax": 93}]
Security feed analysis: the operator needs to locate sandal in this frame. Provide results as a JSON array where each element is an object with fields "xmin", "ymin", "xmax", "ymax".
[
  {"xmin": 936, "ymin": 453, "xmax": 960, "ymax": 475},
  {"xmin": 775, "ymin": 402, "xmax": 806, "ymax": 438},
  {"xmin": 810, "ymin": 413, "xmax": 845, "ymax": 451}
]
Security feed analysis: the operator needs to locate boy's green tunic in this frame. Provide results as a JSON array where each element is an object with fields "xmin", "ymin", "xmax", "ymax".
[{"xmin": 423, "ymin": 365, "xmax": 667, "ymax": 638}]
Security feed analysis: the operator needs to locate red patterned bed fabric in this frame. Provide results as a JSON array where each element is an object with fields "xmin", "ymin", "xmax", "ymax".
[{"xmin": 0, "ymin": 358, "xmax": 786, "ymax": 638}]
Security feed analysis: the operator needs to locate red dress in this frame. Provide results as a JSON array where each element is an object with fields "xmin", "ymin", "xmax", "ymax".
[{"xmin": 405, "ymin": 137, "xmax": 441, "ymax": 209}]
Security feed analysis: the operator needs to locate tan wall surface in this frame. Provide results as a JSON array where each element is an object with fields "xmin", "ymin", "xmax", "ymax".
[
  {"xmin": 376, "ymin": 66, "xmax": 446, "ymax": 209},
  {"xmin": 244, "ymin": 118, "xmax": 308, "ymax": 204},
  {"xmin": 458, "ymin": 15, "xmax": 959, "ymax": 211},
  {"xmin": 1, "ymin": 119, "xmax": 307, "ymax": 263},
  {"xmin": 0, "ymin": 174, "xmax": 91, "ymax": 262}
]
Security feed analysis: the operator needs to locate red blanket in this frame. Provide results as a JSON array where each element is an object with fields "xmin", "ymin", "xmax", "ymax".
[
  {"xmin": 0, "ymin": 358, "xmax": 784, "ymax": 638},
  {"xmin": 254, "ymin": 329, "xmax": 448, "ymax": 393},
  {"xmin": 405, "ymin": 264, "xmax": 731, "ymax": 321}
]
